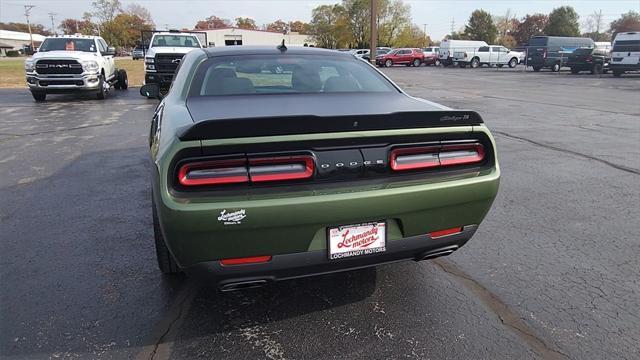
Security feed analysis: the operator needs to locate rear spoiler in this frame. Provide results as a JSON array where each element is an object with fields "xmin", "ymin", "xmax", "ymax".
[{"xmin": 177, "ymin": 110, "xmax": 484, "ymax": 141}]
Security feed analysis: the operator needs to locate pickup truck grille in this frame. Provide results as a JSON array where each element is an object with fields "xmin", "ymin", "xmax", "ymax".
[
  {"xmin": 155, "ymin": 53, "xmax": 184, "ymax": 73},
  {"xmin": 36, "ymin": 59, "xmax": 83, "ymax": 75}
]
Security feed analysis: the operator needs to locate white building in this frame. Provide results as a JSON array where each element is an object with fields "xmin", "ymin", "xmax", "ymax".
[
  {"xmin": 197, "ymin": 27, "xmax": 315, "ymax": 47},
  {"xmin": 0, "ymin": 30, "xmax": 47, "ymax": 53}
]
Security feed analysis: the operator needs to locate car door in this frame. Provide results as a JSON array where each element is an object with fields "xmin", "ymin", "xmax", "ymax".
[{"xmin": 98, "ymin": 39, "xmax": 115, "ymax": 79}]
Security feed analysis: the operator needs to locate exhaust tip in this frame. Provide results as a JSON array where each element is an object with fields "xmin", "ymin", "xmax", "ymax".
[
  {"xmin": 418, "ymin": 245, "xmax": 459, "ymax": 261},
  {"xmin": 219, "ymin": 279, "xmax": 269, "ymax": 292}
]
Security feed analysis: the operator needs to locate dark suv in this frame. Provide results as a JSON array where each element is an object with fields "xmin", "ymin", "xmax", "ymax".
[{"xmin": 566, "ymin": 48, "xmax": 611, "ymax": 75}]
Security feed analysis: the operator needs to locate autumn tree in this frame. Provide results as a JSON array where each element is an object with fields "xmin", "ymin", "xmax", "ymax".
[
  {"xmin": 266, "ymin": 19, "xmax": 287, "ymax": 33},
  {"xmin": 393, "ymin": 24, "xmax": 427, "ymax": 47},
  {"xmin": 377, "ymin": 0, "xmax": 411, "ymax": 46},
  {"xmin": 235, "ymin": 17, "xmax": 258, "ymax": 30},
  {"xmin": 513, "ymin": 14, "xmax": 547, "ymax": 45},
  {"xmin": 544, "ymin": 6, "xmax": 580, "ymax": 37},
  {"xmin": 59, "ymin": 16, "xmax": 97, "ymax": 35},
  {"xmin": 0, "ymin": 22, "xmax": 51, "ymax": 35},
  {"xmin": 102, "ymin": 13, "xmax": 152, "ymax": 48},
  {"xmin": 309, "ymin": 4, "xmax": 351, "ymax": 48},
  {"xmin": 609, "ymin": 11, "xmax": 640, "ymax": 38},
  {"xmin": 464, "ymin": 9, "xmax": 497, "ymax": 43},
  {"xmin": 289, "ymin": 20, "xmax": 310, "ymax": 34},
  {"xmin": 194, "ymin": 15, "xmax": 231, "ymax": 30}
]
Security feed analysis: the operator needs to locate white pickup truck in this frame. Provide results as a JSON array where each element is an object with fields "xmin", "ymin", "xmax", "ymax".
[
  {"xmin": 24, "ymin": 35, "xmax": 127, "ymax": 101},
  {"xmin": 454, "ymin": 45, "xmax": 523, "ymax": 69}
]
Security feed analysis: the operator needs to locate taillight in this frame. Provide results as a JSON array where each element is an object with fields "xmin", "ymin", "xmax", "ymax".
[
  {"xmin": 586, "ymin": 55, "xmax": 592, "ymax": 62},
  {"xmin": 390, "ymin": 143, "xmax": 485, "ymax": 171},
  {"xmin": 178, "ymin": 154, "xmax": 315, "ymax": 187},
  {"xmin": 178, "ymin": 158, "xmax": 249, "ymax": 186},
  {"xmin": 429, "ymin": 227, "xmax": 463, "ymax": 238},
  {"xmin": 249, "ymin": 155, "xmax": 314, "ymax": 182}
]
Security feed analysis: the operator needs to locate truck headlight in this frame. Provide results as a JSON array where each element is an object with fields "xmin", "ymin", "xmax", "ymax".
[
  {"xmin": 25, "ymin": 58, "xmax": 35, "ymax": 72},
  {"xmin": 81, "ymin": 60, "xmax": 99, "ymax": 72},
  {"xmin": 144, "ymin": 57, "xmax": 154, "ymax": 64}
]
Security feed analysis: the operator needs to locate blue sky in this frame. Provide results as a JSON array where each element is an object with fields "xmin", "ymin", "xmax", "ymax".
[{"xmin": 1, "ymin": 0, "xmax": 638, "ymax": 40}]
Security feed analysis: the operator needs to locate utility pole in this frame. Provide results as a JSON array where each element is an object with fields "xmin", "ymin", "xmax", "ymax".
[
  {"xmin": 423, "ymin": 23, "xmax": 427, "ymax": 46},
  {"xmin": 48, "ymin": 12, "xmax": 57, "ymax": 35},
  {"xmin": 24, "ymin": 5, "xmax": 35, "ymax": 50},
  {"xmin": 450, "ymin": 18, "xmax": 455, "ymax": 36},
  {"xmin": 369, "ymin": 0, "xmax": 377, "ymax": 65},
  {"xmin": 595, "ymin": 9, "xmax": 603, "ymax": 34}
]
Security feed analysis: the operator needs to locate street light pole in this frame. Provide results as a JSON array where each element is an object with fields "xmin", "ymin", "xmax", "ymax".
[
  {"xmin": 423, "ymin": 23, "xmax": 427, "ymax": 47},
  {"xmin": 370, "ymin": 0, "xmax": 377, "ymax": 65}
]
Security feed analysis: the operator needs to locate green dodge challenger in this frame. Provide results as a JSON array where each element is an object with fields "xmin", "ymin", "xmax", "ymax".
[{"xmin": 143, "ymin": 45, "xmax": 500, "ymax": 291}]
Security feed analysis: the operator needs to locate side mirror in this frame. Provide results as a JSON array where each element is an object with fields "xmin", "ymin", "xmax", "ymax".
[
  {"xmin": 140, "ymin": 84, "xmax": 162, "ymax": 99},
  {"xmin": 105, "ymin": 46, "xmax": 116, "ymax": 56}
]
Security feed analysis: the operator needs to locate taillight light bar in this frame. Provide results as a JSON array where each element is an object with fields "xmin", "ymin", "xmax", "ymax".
[
  {"xmin": 390, "ymin": 143, "xmax": 485, "ymax": 171},
  {"xmin": 249, "ymin": 155, "xmax": 314, "ymax": 182},
  {"xmin": 178, "ymin": 155, "xmax": 315, "ymax": 187},
  {"xmin": 220, "ymin": 255, "xmax": 272, "ymax": 266},
  {"xmin": 178, "ymin": 159, "xmax": 249, "ymax": 186}
]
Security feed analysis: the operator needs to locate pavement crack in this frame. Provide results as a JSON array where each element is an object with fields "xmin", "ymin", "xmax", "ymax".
[
  {"xmin": 0, "ymin": 122, "xmax": 116, "ymax": 138},
  {"xmin": 433, "ymin": 259, "xmax": 573, "ymax": 360},
  {"xmin": 493, "ymin": 130, "xmax": 640, "ymax": 175},
  {"xmin": 136, "ymin": 282, "xmax": 197, "ymax": 360}
]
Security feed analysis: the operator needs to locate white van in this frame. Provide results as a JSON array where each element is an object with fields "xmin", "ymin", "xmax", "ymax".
[
  {"xmin": 610, "ymin": 32, "xmax": 640, "ymax": 76},
  {"xmin": 438, "ymin": 39, "xmax": 488, "ymax": 67}
]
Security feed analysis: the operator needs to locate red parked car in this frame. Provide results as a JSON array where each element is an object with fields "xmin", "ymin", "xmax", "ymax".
[{"xmin": 376, "ymin": 48, "xmax": 424, "ymax": 67}]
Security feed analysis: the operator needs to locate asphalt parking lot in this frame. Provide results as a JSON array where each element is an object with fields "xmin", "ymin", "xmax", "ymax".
[{"xmin": 1, "ymin": 66, "xmax": 639, "ymax": 360}]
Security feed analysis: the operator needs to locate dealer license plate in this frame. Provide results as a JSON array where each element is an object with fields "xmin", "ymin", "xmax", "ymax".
[{"xmin": 328, "ymin": 221, "xmax": 386, "ymax": 260}]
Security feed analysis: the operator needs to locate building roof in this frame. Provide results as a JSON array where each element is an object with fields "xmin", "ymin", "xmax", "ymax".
[{"xmin": 0, "ymin": 30, "xmax": 47, "ymax": 42}]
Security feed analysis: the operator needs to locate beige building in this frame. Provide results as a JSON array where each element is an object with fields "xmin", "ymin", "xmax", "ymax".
[
  {"xmin": 197, "ymin": 27, "xmax": 315, "ymax": 47},
  {"xmin": 0, "ymin": 30, "xmax": 46, "ymax": 54}
]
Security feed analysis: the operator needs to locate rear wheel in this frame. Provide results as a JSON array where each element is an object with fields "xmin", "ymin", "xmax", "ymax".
[
  {"xmin": 470, "ymin": 58, "xmax": 480, "ymax": 68},
  {"xmin": 153, "ymin": 195, "xmax": 180, "ymax": 274},
  {"xmin": 570, "ymin": 67, "xmax": 580, "ymax": 74},
  {"xmin": 551, "ymin": 63, "xmax": 560, "ymax": 72},
  {"xmin": 613, "ymin": 70, "xmax": 623, "ymax": 77},
  {"xmin": 385, "ymin": 59, "xmax": 393, "ymax": 67},
  {"xmin": 508, "ymin": 57, "xmax": 518, "ymax": 68},
  {"xmin": 533, "ymin": 66, "xmax": 542, "ymax": 72},
  {"xmin": 459, "ymin": 63, "xmax": 467, "ymax": 68},
  {"xmin": 591, "ymin": 63, "xmax": 603, "ymax": 75},
  {"xmin": 412, "ymin": 58, "xmax": 421, "ymax": 67},
  {"xmin": 31, "ymin": 91, "xmax": 46, "ymax": 102},
  {"xmin": 116, "ymin": 69, "xmax": 128, "ymax": 90}
]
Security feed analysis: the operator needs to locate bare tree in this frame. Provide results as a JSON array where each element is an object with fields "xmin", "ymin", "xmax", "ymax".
[
  {"xmin": 92, "ymin": 0, "xmax": 122, "ymax": 24},
  {"xmin": 126, "ymin": 3, "xmax": 154, "ymax": 26}
]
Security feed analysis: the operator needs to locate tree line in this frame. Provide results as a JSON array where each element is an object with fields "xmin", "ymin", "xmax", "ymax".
[{"xmin": 452, "ymin": 7, "xmax": 640, "ymax": 48}]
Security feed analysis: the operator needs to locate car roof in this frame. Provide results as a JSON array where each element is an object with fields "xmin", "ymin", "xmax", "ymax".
[{"xmin": 202, "ymin": 45, "xmax": 353, "ymax": 58}]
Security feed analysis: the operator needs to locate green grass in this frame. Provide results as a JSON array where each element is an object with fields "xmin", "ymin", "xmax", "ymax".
[{"xmin": 0, "ymin": 57, "xmax": 145, "ymax": 88}]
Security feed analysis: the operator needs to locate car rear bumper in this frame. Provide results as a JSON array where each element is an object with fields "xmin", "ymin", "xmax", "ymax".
[{"xmin": 185, "ymin": 224, "xmax": 478, "ymax": 290}]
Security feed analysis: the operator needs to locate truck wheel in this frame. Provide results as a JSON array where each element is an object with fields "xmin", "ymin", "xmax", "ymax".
[
  {"xmin": 31, "ymin": 91, "xmax": 46, "ymax": 102},
  {"xmin": 116, "ymin": 69, "xmax": 128, "ymax": 90},
  {"xmin": 153, "ymin": 195, "xmax": 180, "ymax": 274},
  {"xmin": 508, "ymin": 58, "xmax": 518, "ymax": 68},
  {"xmin": 613, "ymin": 70, "xmax": 622, "ymax": 77},
  {"xmin": 497, "ymin": 64, "xmax": 504, "ymax": 68},
  {"xmin": 413, "ymin": 58, "xmax": 421, "ymax": 67},
  {"xmin": 470, "ymin": 57, "xmax": 480, "ymax": 68},
  {"xmin": 591, "ymin": 63, "xmax": 603, "ymax": 75},
  {"xmin": 385, "ymin": 59, "xmax": 393, "ymax": 67},
  {"xmin": 533, "ymin": 66, "xmax": 542, "ymax": 72},
  {"xmin": 96, "ymin": 75, "xmax": 107, "ymax": 100},
  {"xmin": 570, "ymin": 67, "xmax": 580, "ymax": 74},
  {"xmin": 459, "ymin": 63, "xmax": 467, "ymax": 68},
  {"xmin": 551, "ymin": 63, "xmax": 560, "ymax": 72}
]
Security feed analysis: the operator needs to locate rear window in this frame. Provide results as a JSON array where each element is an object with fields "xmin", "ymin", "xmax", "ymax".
[
  {"xmin": 613, "ymin": 40, "xmax": 640, "ymax": 52},
  {"xmin": 190, "ymin": 55, "xmax": 397, "ymax": 96}
]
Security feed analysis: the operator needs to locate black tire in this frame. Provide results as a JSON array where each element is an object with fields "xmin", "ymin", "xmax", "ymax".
[
  {"xmin": 413, "ymin": 58, "xmax": 421, "ymax": 67},
  {"xmin": 551, "ymin": 63, "xmax": 560, "ymax": 72},
  {"xmin": 533, "ymin": 66, "xmax": 542, "ymax": 72},
  {"xmin": 591, "ymin": 63, "xmax": 603, "ymax": 75},
  {"xmin": 613, "ymin": 70, "xmax": 622, "ymax": 77},
  {"xmin": 570, "ymin": 67, "xmax": 580, "ymax": 74},
  {"xmin": 508, "ymin": 58, "xmax": 518, "ymax": 68},
  {"xmin": 153, "ymin": 195, "xmax": 180, "ymax": 274},
  {"xmin": 497, "ymin": 64, "xmax": 504, "ymax": 68},
  {"xmin": 470, "ymin": 57, "xmax": 480, "ymax": 68},
  {"xmin": 459, "ymin": 63, "xmax": 467, "ymax": 68},
  {"xmin": 116, "ymin": 69, "xmax": 128, "ymax": 90},
  {"xmin": 31, "ymin": 91, "xmax": 46, "ymax": 102},
  {"xmin": 96, "ymin": 75, "xmax": 106, "ymax": 100},
  {"xmin": 385, "ymin": 59, "xmax": 393, "ymax": 67}
]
